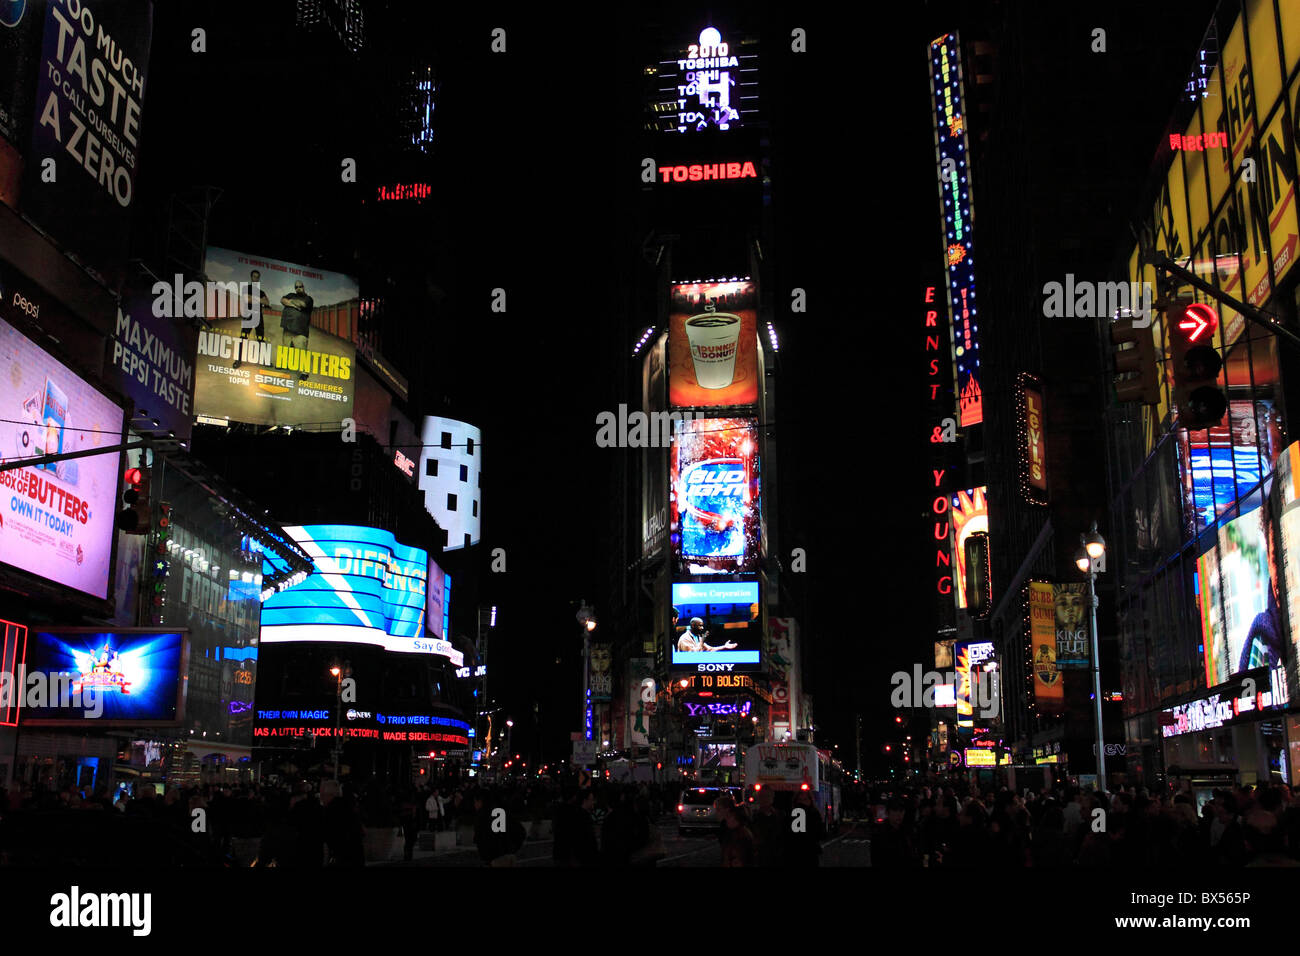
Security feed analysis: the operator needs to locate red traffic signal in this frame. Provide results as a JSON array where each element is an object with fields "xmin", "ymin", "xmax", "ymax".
[{"xmin": 1168, "ymin": 298, "xmax": 1226, "ymax": 429}]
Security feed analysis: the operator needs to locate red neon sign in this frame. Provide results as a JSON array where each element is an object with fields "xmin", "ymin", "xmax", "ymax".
[
  {"xmin": 394, "ymin": 450, "xmax": 416, "ymax": 477},
  {"xmin": 377, "ymin": 183, "xmax": 431, "ymax": 201},
  {"xmin": 656, "ymin": 161, "xmax": 757, "ymax": 183},
  {"xmin": 1169, "ymin": 132, "xmax": 1227, "ymax": 151}
]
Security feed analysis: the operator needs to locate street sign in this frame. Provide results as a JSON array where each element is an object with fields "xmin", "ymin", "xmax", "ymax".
[
  {"xmin": 572, "ymin": 740, "xmax": 598, "ymax": 767},
  {"xmin": 577, "ymin": 769, "xmax": 592, "ymax": 789}
]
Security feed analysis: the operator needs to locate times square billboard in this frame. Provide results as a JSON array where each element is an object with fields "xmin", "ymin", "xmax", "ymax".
[
  {"xmin": 670, "ymin": 417, "xmax": 760, "ymax": 575},
  {"xmin": 646, "ymin": 25, "xmax": 758, "ymax": 134},
  {"xmin": 670, "ymin": 579, "xmax": 761, "ymax": 673},
  {"xmin": 260, "ymin": 525, "xmax": 462, "ymax": 665},
  {"xmin": 0, "ymin": 317, "xmax": 125, "ymax": 601},
  {"xmin": 668, "ymin": 280, "xmax": 758, "ymax": 409},
  {"xmin": 193, "ymin": 247, "xmax": 359, "ymax": 428}
]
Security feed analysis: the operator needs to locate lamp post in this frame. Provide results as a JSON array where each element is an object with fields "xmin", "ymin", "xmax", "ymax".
[
  {"xmin": 1075, "ymin": 523, "xmax": 1107, "ymax": 790},
  {"xmin": 329, "ymin": 665, "xmax": 343, "ymax": 782},
  {"xmin": 577, "ymin": 602, "xmax": 596, "ymax": 744}
]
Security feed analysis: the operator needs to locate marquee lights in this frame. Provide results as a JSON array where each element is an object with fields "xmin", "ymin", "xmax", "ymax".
[
  {"xmin": 1015, "ymin": 372, "xmax": 1048, "ymax": 505},
  {"xmin": 929, "ymin": 32, "xmax": 982, "ymax": 427}
]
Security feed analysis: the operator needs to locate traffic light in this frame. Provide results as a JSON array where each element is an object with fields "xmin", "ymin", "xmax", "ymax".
[
  {"xmin": 1110, "ymin": 317, "xmax": 1160, "ymax": 404},
  {"xmin": 116, "ymin": 466, "xmax": 150, "ymax": 534},
  {"xmin": 1167, "ymin": 297, "xmax": 1226, "ymax": 429}
]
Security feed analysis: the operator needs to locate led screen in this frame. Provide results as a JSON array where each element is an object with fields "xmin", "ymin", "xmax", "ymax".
[
  {"xmin": 1178, "ymin": 400, "xmax": 1279, "ymax": 533},
  {"xmin": 1198, "ymin": 500, "xmax": 1284, "ymax": 686},
  {"xmin": 951, "ymin": 487, "xmax": 987, "ymax": 610},
  {"xmin": 21, "ymin": 629, "xmax": 183, "ymax": 724},
  {"xmin": 668, "ymin": 281, "xmax": 758, "ymax": 408},
  {"xmin": 194, "ymin": 247, "xmax": 358, "ymax": 427},
  {"xmin": 671, "ymin": 417, "xmax": 760, "ymax": 575},
  {"xmin": 670, "ymin": 579, "xmax": 760, "ymax": 672},
  {"xmin": 426, "ymin": 558, "xmax": 448, "ymax": 639},
  {"xmin": 262, "ymin": 525, "xmax": 460, "ymax": 663},
  {"xmin": 0, "ymin": 317, "xmax": 125, "ymax": 599}
]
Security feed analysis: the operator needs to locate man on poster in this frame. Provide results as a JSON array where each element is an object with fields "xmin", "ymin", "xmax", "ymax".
[
  {"xmin": 280, "ymin": 280, "xmax": 314, "ymax": 381},
  {"xmin": 233, "ymin": 269, "xmax": 271, "ymax": 369}
]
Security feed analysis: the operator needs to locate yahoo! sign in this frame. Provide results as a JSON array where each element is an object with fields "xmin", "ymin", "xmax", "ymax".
[{"xmin": 683, "ymin": 698, "xmax": 752, "ymax": 717}]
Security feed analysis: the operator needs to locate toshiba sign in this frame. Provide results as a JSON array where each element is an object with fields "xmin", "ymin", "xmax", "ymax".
[{"xmin": 657, "ymin": 161, "xmax": 757, "ymax": 183}]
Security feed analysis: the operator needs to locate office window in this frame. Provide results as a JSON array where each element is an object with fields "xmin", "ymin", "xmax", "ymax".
[
  {"xmin": 426, "ymin": 458, "xmax": 438, "ymax": 477},
  {"xmin": 447, "ymin": 493, "xmax": 458, "ymax": 511},
  {"xmin": 460, "ymin": 464, "xmax": 468, "ymax": 482},
  {"xmin": 472, "ymin": 500, "xmax": 478, "ymax": 517},
  {"xmin": 441, "ymin": 431, "xmax": 452, "ymax": 449},
  {"xmin": 467, "ymin": 437, "xmax": 475, "ymax": 456},
  {"xmin": 464, "ymin": 533, "xmax": 472, "ymax": 548}
]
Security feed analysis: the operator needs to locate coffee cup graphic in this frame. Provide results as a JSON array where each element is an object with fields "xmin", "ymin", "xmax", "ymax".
[{"xmin": 684, "ymin": 312, "xmax": 742, "ymax": 389}]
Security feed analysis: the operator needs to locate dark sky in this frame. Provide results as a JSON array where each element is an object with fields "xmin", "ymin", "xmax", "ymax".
[{"xmin": 138, "ymin": 0, "xmax": 1222, "ymax": 770}]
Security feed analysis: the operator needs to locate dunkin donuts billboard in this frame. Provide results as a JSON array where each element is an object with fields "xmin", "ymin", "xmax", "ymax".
[
  {"xmin": 670, "ymin": 417, "xmax": 760, "ymax": 574},
  {"xmin": 668, "ymin": 280, "xmax": 758, "ymax": 408}
]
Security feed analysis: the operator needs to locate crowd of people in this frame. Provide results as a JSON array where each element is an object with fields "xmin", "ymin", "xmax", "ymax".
[{"xmin": 868, "ymin": 778, "xmax": 1300, "ymax": 867}]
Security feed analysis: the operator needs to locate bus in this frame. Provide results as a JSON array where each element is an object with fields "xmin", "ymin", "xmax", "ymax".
[{"xmin": 743, "ymin": 742, "xmax": 843, "ymax": 832}]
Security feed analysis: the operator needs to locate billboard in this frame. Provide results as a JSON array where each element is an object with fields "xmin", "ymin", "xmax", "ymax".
[
  {"xmin": 1275, "ymin": 441, "xmax": 1300, "ymax": 699},
  {"xmin": 671, "ymin": 417, "xmax": 760, "ymax": 575},
  {"xmin": 0, "ymin": 317, "xmax": 124, "ymax": 600},
  {"xmin": 1029, "ymin": 581, "xmax": 1063, "ymax": 710},
  {"xmin": 628, "ymin": 656, "xmax": 654, "ymax": 748},
  {"xmin": 951, "ymin": 487, "xmax": 987, "ymax": 610},
  {"xmin": 668, "ymin": 280, "xmax": 758, "ymax": 408},
  {"xmin": 105, "ymin": 291, "xmax": 198, "ymax": 443},
  {"xmin": 194, "ymin": 247, "xmax": 358, "ymax": 428},
  {"xmin": 649, "ymin": 25, "xmax": 758, "ymax": 134},
  {"xmin": 0, "ymin": 0, "xmax": 43, "ymax": 149},
  {"xmin": 641, "ymin": 333, "xmax": 669, "ymax": 561},
  {"xmin": 1017, "ymin": 373, "xmax": 1047, "ymax": 504},
  {"xmin": 1053, "ymin": 583, "xmax": 1089, "ymax": 669},
  {"xmin": 20, "ymin": 628, "xmax": 184, "ymax": 725},
  {"xmin": 670, "ymin": 579, "xmax": 760, "ymax": 672},
  {"xmin": 929, "ymin": 33, "xmax": 982, "ymax": 427},
  {"xmin": 261, "ymin": 525, "xmax": 461, "ymax": 664},
  {"xmin": 22, "ymin": 0, "xmax": 152, "ymax": 269},
  {"xmin": 426, "ymin": 558, "xmax": 449, "ymax": 640},
  {"xmin": 1177, "ymin": 400, "xmax": 1281, "ymax": 535},
  {"xmin": 590, "ymin": 643, "xmax": 612, "ymax": 700},
  {"xmin": 1198, "ymin": 499, "xmax": 1283, "ymax": 687}
]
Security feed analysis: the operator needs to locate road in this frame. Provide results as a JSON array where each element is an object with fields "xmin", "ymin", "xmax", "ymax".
[{"xmin": 379, "ymin": 819, "xmax": 874, "ymax": 867}]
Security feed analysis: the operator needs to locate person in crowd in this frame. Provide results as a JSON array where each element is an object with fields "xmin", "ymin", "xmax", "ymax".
[{"xmin": 715, "ymin": 795, "xmax": 755, "ymax": 867}]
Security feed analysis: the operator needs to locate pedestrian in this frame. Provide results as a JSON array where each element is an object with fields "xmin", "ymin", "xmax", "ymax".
[
  {"xmin": 321, "ymin": 780, "xmax": 365, "ymax": 866},
  {"xmin": 716, "ymin": 796, "xmax": 756, "ymax": 867},
  {"xmin": 785, "ymin": 789, "xmax": 825, "ymax": 867},
  {"xmin": 749, "ymin": 788, "xmax": 785, "ymax": 867}
]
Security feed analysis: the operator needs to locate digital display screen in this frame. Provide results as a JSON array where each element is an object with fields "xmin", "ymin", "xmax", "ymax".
[
  {"xmin": 951, "ymin": 487, "xmax": 988, "ymax": 610},
  {"xmin": 0, "ymin": 317, "xmax": 125, "ymax": 600},
  {"xmin": 21, "ymin": 629, "xmax": 183, "ymax": 724},
  {"xmin": 1178, "ymin": 400, "xmax": 1279, "ymax": 533},
  {"xmin": 668, "ymin": 281, "xmax": 758, "ymax": 409},
  {"xmin": 649, "ymin": 26, "xmax": 758, "ymax": 134},
  {"xmin": 427, "ymin": 558, "xmax": 448, "ymax": 639},
  {"xmin": 262, "ymin": 525, "xmax": 460, "ymax": 663},
  {"xmin": 1197, "ymin": 499, "xmax": 1284, "ymax": 686},
  {"xmin": 194, "ymin": 247, "xmax": 358, "ymax": 427},
  {"xmin": 670, "ymin": 579, "xmax": 760, "ymax": 671},
  {"xmin": 671, "ymin": 417, "xmax": 760, "ymax": 575}
]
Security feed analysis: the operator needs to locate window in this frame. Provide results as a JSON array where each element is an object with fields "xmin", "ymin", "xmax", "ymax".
[
  {"xmin": 466, "ymin": 437, "xmax": 475, "ymax": 456},
  {"xmin": 426, "ymin": 458, "xmax": 438, "ymax": 477},
  {"xmin": 464, "ymin": 533, "xmax": 472, "ymax": 548},
  {"xmin": 472, "ymin": 500, "xmax": 478, "ymax": 517},
  {"xmin": 460, "ymin": 464, "xmax": 468, "ymax": 482},
  {"xmin": 441, "ymin": 432, "xmax": 452, "ymax": 449},
  {"xmin": 447, "ymin": 493, "xmax": 457, "ymax": 511}
]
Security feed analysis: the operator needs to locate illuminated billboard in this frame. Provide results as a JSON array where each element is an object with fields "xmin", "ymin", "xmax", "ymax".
[
  {"xmin": 1275, "ymin": 442, "xmax": 1300, "ymax": 698},
  {"xmin": 668, "ymin": 281, "xmax": 758, "ymax": 409},
  {"xmin": 929, "ymin": 32, "xmax": 982, "ymax": 427},
  {"xmin": 649, "ymin": 25, "xmax": 758, "ymax": 134},
  {"xmin": 1029, "ymin": 581, "xmax": 1064, "ymax": 710},
  {"xmin": 21, "ymin": 0, "xmax": 153, "ymax": 269},
  {"xmin": 426, "ymin": 558, "xmax": 450, "ymax": 640},
  {"xmin": 0, "ymin": 317, "xmax": 125, "ymax": 600},
  {"xmin": 1198, "ymin": 501, "xmax": 1283, "ymax": 687},
  {"xmin": 670, "ymin": 579, "xmax": 761, "ymax": 672},
  {"xmin": 951, "ymin": 487, "xmax": 987, "ymax": 609},
  {"xmin": 261, "ymin": 525, "xmax": 461, "ymax": 664},
  {"xmin": 642, "ymin": 334, "xmax": 669, "ymax": 561},
  {"xmin": 1177, "ymin": 400, "xmax": 1281, "ymax": 535},
  {"xmin": 21, "ymin": 629, "xmax": 184, "ymax": 725},
  {"xmin": 1017, "ymin": 373, "xmax": 1047, "ymax": 504},
  {"xmin": 194, "ymin": 247, "xmax": 358, "ymax": 428},
  {"xmin": 671, "ymin": 417, "xmax": 760, "ymax": 575}
]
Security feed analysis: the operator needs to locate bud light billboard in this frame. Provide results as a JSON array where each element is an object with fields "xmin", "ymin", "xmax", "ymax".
[
  {"xmin": 19, "ymin": 628, "xmax": 185, "ymax": 726},
  {"xmin": 261, "ymin": 525, "xmax": 458, "ymax": 661},
  {"xmin": 670, "ymin": 579, "xmax": 761, "ymax": 673},
  {"xmin": 671, "ymin": 417, "xmax": 760, "ymax": 574}
]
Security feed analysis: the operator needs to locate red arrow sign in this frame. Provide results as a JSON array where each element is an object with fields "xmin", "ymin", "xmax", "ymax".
[{"xmin": 1178, "ymin": 302, "xmax": 1218, "ymax": 342}]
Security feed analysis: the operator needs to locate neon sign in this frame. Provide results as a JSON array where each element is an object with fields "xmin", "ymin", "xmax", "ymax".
[
  {"xmin": 929, "ymin": 32, "xmax": 982, "ymax": 427},
  {"xmin": 394, "ymin": 450, "xmax": 416, "ymax": 476},
  {"xmin": 1169, "ymin": 133, "xmax": 1227, "ymax": 151},
  {"xmin": 656, "ymin": 162, "xmax": 757, "ymax": 183},
  {"xmin": 652, "ymin": 26, "xmax": 758, "ymax": 133},
  {"xmin": 377, "ymin": 183, "xmax": 431, "ymax": 202}
]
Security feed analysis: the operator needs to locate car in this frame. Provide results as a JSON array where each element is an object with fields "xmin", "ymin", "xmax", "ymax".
[{"xmin": 676, "ymin": 786, "xmax": 742, "ymax": 834}]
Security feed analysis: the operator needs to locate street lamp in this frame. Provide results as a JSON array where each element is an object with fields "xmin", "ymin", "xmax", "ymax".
[
  {"xmin": 329, "ymin": 665, "xmax": 343, "ymax": 782},
  {"xmin": 1075, "ymin": 522, "xmax": 1107, "ymax": 791}
]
